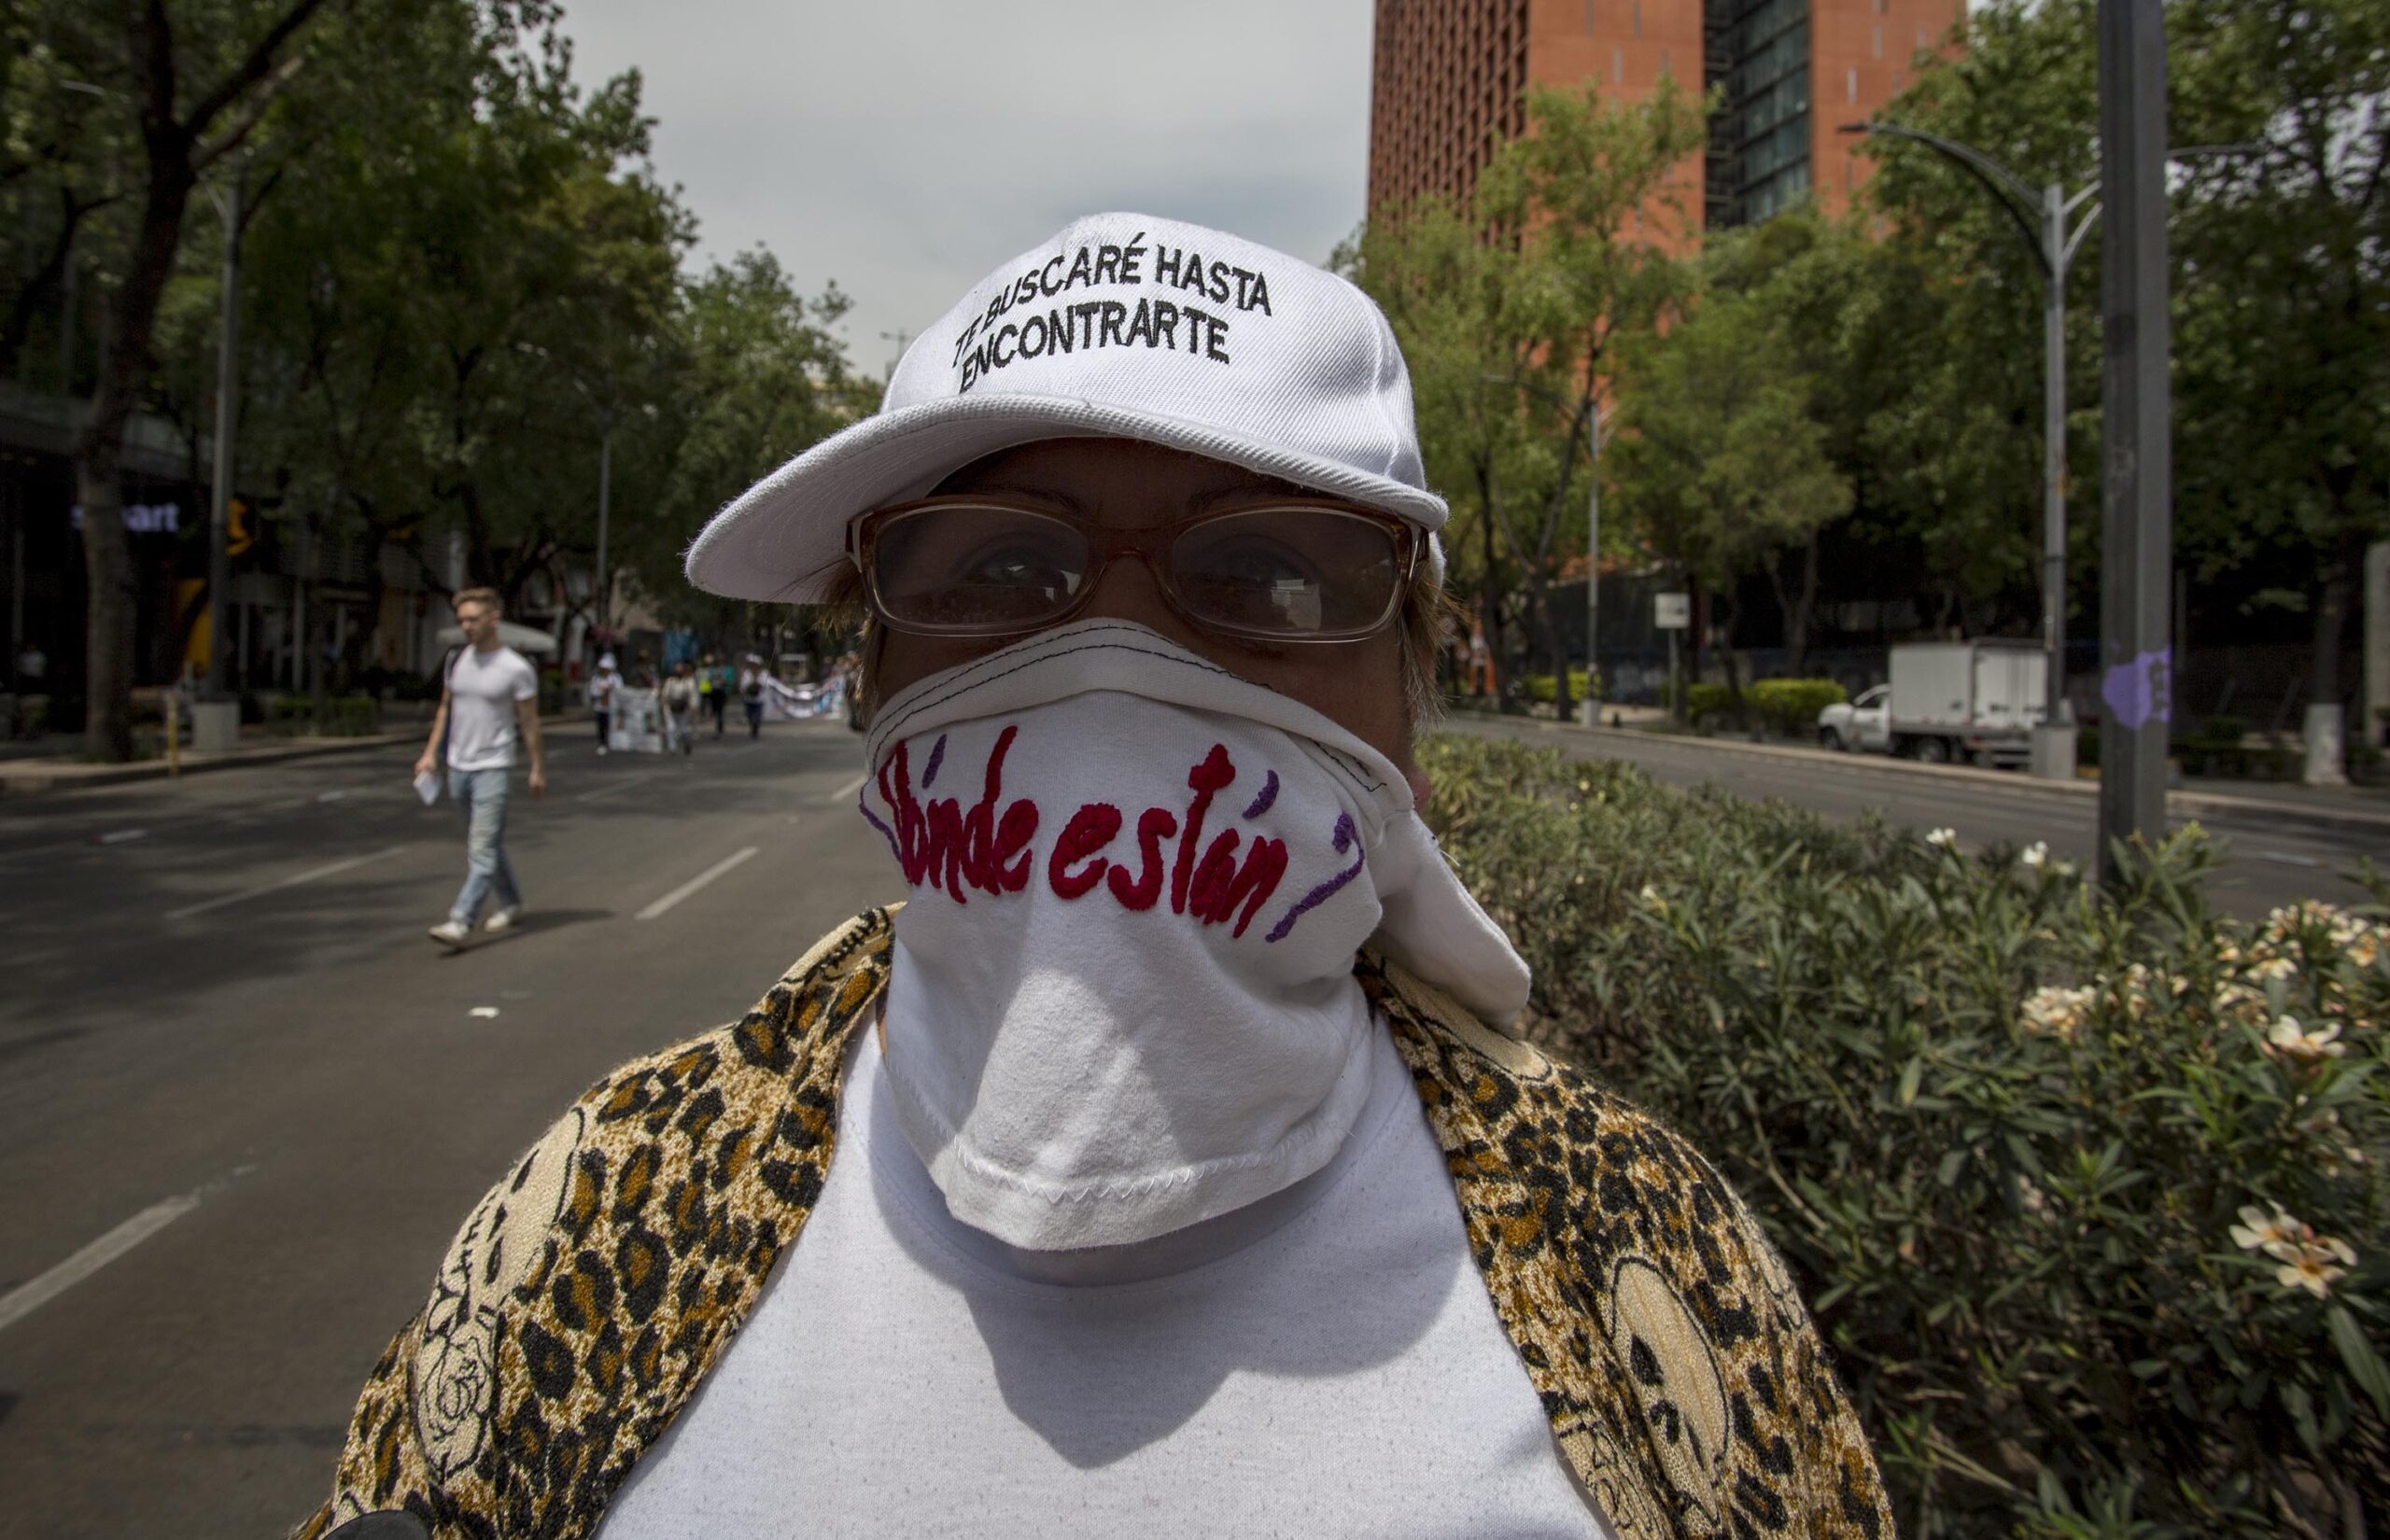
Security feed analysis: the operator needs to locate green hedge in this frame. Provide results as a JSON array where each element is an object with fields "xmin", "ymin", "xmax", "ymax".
[
  {"xmin": 1517, "ymin": 667, "xmax": 1594, "ymax": 706},
  {"xmin": 1418, "ymin": 732, "xmax": 2386, "ymax": 1536},
  {"xmin": 1749, "ymin": 677, "xmax": 1847, "ymax": 737},
  {"xmin": 1666, "ymin": 678, "xmax": 1845, "ymax": 735}
]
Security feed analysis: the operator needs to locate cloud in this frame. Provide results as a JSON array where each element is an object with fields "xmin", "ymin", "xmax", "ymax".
[{"xmin": 556, "ymin": 0, "xmax": 1373, "ymax": 377}]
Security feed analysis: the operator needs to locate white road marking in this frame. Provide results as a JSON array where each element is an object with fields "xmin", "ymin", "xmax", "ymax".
[
  {"xmin": 2256, "ymin": 850, "xmax": 2328, "ymax": 869},
  {"xmin": 830, "ymin": 775, "xmax": 866, "ymax": 802},
  {"xmin": 164, "ymin": 847, "xmax": 401, "ymax": 921},
  {"xmin": 469, "ymin": 1005, "xmax": 501, "ymax": 1018},
  {"xmin": 636, "ymin": 847, "xmax": 759, "ymax": 920},
  {"xmin": 575, "ymin": 772, "xmax": 656, "ymax": 804},
  {"xmin": 0, "ymin": 1191, "xmax": 203, "ymax": 1336},
  {"xmin": 92, "ymin": 829, "xmax": 148, "ymax": 846}
]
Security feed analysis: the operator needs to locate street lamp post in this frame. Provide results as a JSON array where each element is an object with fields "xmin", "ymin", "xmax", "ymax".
[
  {"xmin": 1840, "ymin": 121, "xmax": 2099, "ymax": 782},
  {"xmin": 200, "ymin": 160, "xmax": 246, "ymax": 699},
  {"xmin": 1842, "ymin": 119, "xmax": 2250, "ymax": 800},
  {"xmin": 1582, "ymin": 402, "xmax": 1617, "ymax": 727}
]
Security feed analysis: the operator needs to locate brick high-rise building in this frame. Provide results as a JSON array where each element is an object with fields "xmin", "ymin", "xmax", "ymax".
[{"xmin": 1366, "ymin": 0, "xmax": 1961, "ymax": 233}]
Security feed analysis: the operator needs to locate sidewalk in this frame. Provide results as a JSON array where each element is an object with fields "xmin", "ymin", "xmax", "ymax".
[
  {"xmin": 0, "ymin": 712, "xmax": 587, "ymax": 797},
  {"xmin": 1452, "ymin": 703, "xmax": 2390, "ymax": 834}
]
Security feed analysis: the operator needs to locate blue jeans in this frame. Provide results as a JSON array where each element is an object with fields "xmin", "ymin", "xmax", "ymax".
[{"xmin": 447, "ymin": 766, "xmax": 522, "ymax": 925}]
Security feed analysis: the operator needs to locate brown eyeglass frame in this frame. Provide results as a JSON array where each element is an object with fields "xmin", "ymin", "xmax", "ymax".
[{"xmin": 846, "ymin": 496, "xmax": 1421, "ymax": 644}]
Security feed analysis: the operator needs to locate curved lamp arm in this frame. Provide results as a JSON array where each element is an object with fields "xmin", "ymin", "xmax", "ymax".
[{"xmin": 1840, "ymin": 120, "xmax": 2050, "ymax": 277}]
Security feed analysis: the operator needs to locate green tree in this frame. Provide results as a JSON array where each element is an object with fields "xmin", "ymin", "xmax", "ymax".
[
  {"xmin": 625, "ymin": 248, "xmax": 873, "ymax": 637},
  {"xmin": 1609, "ymin": 270, "xmax": 1851, "ymax": 706},
  {"xmin": 1346, "ymin": 76, "xmax": 1708, "ymax": 716},
  {"xmin": 2170, "ymin": 0, "xmax": 2390, "ymax": 721},
  {"xmin": 11, "ymin": 0, "xmax": 343, "ymax": 760}
]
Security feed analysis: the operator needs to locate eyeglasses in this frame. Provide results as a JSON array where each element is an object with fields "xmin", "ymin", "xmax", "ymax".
[{"xmin": 849, "ymin": 497, "xmax": 1418, "ymax": 643}]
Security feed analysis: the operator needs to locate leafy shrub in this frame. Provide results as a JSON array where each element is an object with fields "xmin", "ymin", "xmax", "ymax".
[
  {"xmin": 1748, "ymin": 678, "xmax": 1847, "ymax": 738},
  {"xmin": 1662, "ymin": 679, "xmax": 1733, "ymax": 724},
  {"xmin": 1518, "ymin": 667, "xmax": 1595, "ymax": 706},
  {"xmin": 1418, "ymin": 731, "xmax": 2386, "ymax": 1537}
]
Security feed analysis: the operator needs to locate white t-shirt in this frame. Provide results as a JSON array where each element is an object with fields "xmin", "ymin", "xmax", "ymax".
[
  {"xmin": 598, "ymin": 1022, "xmax": 1606, "ymax": 1540},
  {"xmin": 444, "ymin": 646, "xmax": 538, "ymax": 772}
]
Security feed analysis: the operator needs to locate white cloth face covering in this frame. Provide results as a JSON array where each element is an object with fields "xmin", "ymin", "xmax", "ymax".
[{"xmin": 857, "ymin": 620, "xmax": 1529, "ymax": 1250}]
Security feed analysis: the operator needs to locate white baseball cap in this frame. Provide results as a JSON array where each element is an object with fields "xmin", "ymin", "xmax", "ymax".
[{"xmin": 684, "ymin": 211, "xmax": 1448, "ymax": 603}]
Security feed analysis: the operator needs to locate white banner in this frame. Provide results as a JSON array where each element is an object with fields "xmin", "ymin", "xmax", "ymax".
[{"xmin": 609, "ymin": 687, "xmax": 666, "ymax": 753}]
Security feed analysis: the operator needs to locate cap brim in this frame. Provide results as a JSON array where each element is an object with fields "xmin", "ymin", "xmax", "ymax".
[{"xmin": 684, "ymin": 393, "xmax": 1450, "ymax": 604}]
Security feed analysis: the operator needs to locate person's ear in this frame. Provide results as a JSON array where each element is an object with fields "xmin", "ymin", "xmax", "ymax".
[{"xmin": 1404, "ymin": 763, "xmax": 1432, "ymax": 811}]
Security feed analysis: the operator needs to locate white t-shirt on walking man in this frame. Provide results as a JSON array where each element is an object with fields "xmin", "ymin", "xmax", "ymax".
[{"xmin": 446, "ymin": 646, "xmax": 538, "ymax": 772}]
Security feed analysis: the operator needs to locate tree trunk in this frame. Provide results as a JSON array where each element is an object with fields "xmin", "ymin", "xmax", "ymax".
[
  {"xmin": 77, "ymin": 150, "xmax": 197, "ymax": 762},
  {"xmin": 2312, "ymin": 561, "xmax": 2355, "ymax": 711},
  {"xmin": 1789, "ymin": 533, "xmax": 1819, "ymax": 674}
]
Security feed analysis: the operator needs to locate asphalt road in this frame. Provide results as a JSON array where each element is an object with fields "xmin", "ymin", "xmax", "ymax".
[
  {"xmin": 0, "ymin": 718, "xmax": 890, "ymax": 1540},
  {"xmin": 2, "ymin": 711, "xmax": 2381, "ymax": 1537},
  {"xmin": 1447, "ymin": 715, "xmax": 2390, "ymax": 919}
]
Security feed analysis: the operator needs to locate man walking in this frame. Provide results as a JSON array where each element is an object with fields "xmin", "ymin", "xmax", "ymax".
[{"xmin": 416, "ymin": 588, "xmax": 545, "ymax": 949}]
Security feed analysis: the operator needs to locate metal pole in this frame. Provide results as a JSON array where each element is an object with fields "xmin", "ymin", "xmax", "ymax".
[
  {"xmin": 204, "ymin": 164, "xmax": 242, "ymax": 698},
  {"xmin": 596, "ymin": 417, "xmax": 612, "ymax": 637},
  {"xmin": 1582, "ymin": 408, "xmax": 1601, "ymax": 726},
  {"xmin": 2028, "ymin": 183, "xmax": 2079, "ymax": 779},
  {"xmin": 2096, "ymin": 0, "xmax": 2173, "ymax": 885},
  {"xmin": 2043, "ymin": 185, "xmax": 2067, "ymax": 718}
]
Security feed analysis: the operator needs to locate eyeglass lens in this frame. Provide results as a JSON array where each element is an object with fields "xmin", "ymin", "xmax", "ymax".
[{"xmin": 869, "ymin": 505, "xmax": 1405, "ymax": 637}]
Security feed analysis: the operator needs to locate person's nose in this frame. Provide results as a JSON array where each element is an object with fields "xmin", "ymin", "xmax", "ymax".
[{"xmin": 1080, "ymin": 543, "xmax": 1200, "ymax": 648}]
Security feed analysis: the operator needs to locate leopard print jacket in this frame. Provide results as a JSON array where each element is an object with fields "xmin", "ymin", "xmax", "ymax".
[{"xmin": 294, "ymin": 907, "xmax": 1890, "ymax": 1540}]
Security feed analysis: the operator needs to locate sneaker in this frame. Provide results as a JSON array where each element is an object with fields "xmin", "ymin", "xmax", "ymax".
[
  {"xmin": 485, "ymin": 906, "xmax": 521, "ymax": 934},
  {"xmin": 429, "ymin": 919, "xmax": 471, "ymax": 949}
]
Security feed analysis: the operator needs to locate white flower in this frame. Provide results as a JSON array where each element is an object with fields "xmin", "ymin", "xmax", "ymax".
[
  {"xmin": 1637, "ymin": 884, "xmax": 1667, "ymax": 914},
  {"xmin": 2267, "ymin": 1015, "xmax": 2346, "ymax": 1063},
  {"xmin": 1926, "ymin": 827, "xmax": 1957, "ymax": 849},
  {"xmin": 2019, "ymin": 985, "xmax": 2094, "ymax": 1042},
  {"xmin": 2019, "ymin": 841, "xmax": 2049, "ymax": 869},
  {"xmin": 2230, "ymin": 1204, "xmax": 2300, "ymax": 1255},
  {"xmin": 2278, "ymin": 1236, "xmax": 2357, "ymax": 1298}
]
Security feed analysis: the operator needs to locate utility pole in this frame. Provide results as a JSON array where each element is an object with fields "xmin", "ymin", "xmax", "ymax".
[
  {"xmin": 2095, "ymin": 0, "xmax": 2172, "ymax": 885},
  {"xmin": 204, "ymin": 161, "xmax": 244, "ymax": 698},
  {"xmin": 595, "ymin": 413, "xmax": 613, "ymax": 637},
  {"xmin": 1582, "ymin": 403, "xmax": 1614, "ymax": 727}
]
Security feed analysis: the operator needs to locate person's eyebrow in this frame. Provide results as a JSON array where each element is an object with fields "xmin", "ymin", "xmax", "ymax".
[
  {"xmin": 1187, "ymin": 478, "xmax": 1307, "ymax": 513},
  {"xmin": 942, "ymin": 483, "xmax": 1091, "ymax": 515}
]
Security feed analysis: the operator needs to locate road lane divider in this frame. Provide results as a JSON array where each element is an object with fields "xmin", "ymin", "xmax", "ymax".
[
  {"xmin": 165, "ymin": 847, "xmax": 402, "ymax": 921},
  {"xmin": 636, "ymin": 847, "xmax": 759, "ymax": 920},
  {"xmin": 0, "ymin": 1190, "xmax": 202, "ymax": 1336},
  {"xmin": 829, "ymin": 775, "xmax": 866, "ymax": 802}
]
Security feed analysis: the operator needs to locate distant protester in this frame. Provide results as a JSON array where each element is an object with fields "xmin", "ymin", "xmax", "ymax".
[
  {"xmin": 738, "ymin": 652, "xmax": 767, "ymax": 738},
  {"xmin": 303, "ymin": 215, "xmax": 1886, "ymax": 1540},
  {"xmin": 589, "ymin": 651, "xmax": 621, "ymax": 756}
]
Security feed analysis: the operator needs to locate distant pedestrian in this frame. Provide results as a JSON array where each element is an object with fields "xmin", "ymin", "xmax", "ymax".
[
  {"xmin": 417, "ymin": 588, "xmax": 545, "ymax": 950},
  {"xmin": 710, "ymin": 654, "xmax": 737, "ymax": 736},
  {"xmin": 590, "ymin": 651, "xmax": 622, "ymax": 756},
  {"xmin": 738, "ymin": 652, "xmax": 767, "ymax": 738},
  {"xmin": 696, "ymin": 652, "xmax": 725, "ymax": 738},
  {"xmin": 663, "ymin": 659, "xmax": 699, "ymax": 756}
]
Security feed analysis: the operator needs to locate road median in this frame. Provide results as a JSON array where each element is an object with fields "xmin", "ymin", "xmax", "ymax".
[{"xmin": 1443, "ymin": 707, "xmax": 2390, "ymax": 835}]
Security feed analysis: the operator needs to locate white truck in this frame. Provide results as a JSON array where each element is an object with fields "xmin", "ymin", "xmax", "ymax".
[{"xmin": 1818, "ymin": 640, "xmax": 2049, "ymax": 767}]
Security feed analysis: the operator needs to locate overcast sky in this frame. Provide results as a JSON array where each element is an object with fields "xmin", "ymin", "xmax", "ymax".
[{"xmin": 555, "ymin": 0, "xmax": 1377, "ymax": 380}]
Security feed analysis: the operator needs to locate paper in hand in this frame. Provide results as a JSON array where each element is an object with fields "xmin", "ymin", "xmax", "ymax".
[{"xmin": 415, "ymin": 769, "xmax": 441, "ymax": 806}]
